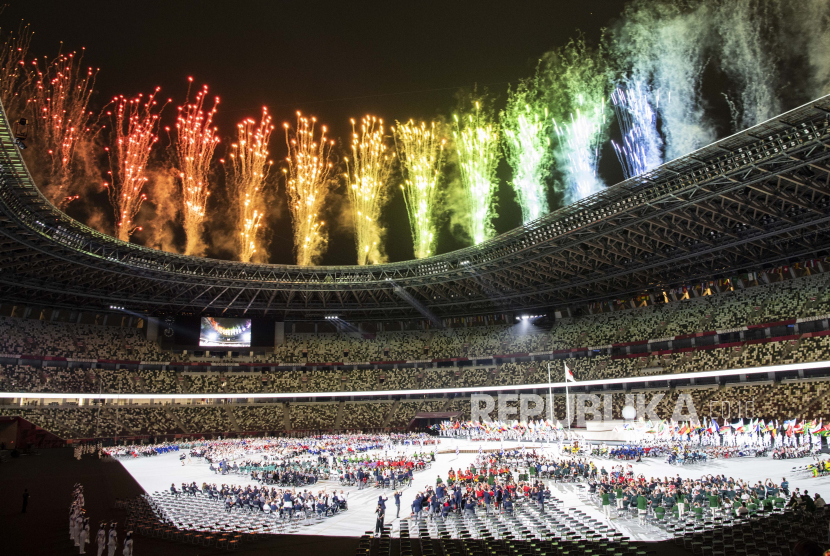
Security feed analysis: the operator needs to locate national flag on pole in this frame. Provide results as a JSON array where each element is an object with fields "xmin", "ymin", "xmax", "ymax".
[{"xmin": 564, "ymin": 363, "xmax": 575, "ymax": 382}]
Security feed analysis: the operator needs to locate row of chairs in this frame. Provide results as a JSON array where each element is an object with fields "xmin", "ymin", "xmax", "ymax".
[
  {"xmin": 674, "ymin": 508, "xmax": 830, "ymax": 556},
  {"xmin": 401, "ymin": 493, "xmax": 652, "ymax": 556}
]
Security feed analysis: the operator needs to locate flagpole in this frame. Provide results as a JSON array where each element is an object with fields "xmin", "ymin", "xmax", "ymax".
[
  {"xmin": 564, "ymin": 362, "xmax": 571, "ymax": 430},
  {"xmin": 547, "ymin": 362, "xmax": 553, "ymax": 425}
]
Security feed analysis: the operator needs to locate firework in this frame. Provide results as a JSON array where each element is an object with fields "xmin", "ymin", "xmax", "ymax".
[
  {"xmin": 28, "ymin": 50, "xmax": 98, "ymax": 207},
  {"xmin": 611, "ymin": 84, "xmax": 662, "ymax": 179},
  {"xmin": 394, "ymin": 120, "xmax": 445, "ymax": 259},
  {"xmin": 344, "ymin": 115, "xmax": 394, "ymax": 265},
  {"xmin": 539, "ymin": 36, "xmax": 610, "ymax": 204},
  {"xmin": 501, "ymin": 98, "xmax": 551, "ymax": 223},
  {"xmin": 105, "ymin": 88, "xmax": 165, "ymax": 242},
  {"xmin": 553, "ymin": 99, "xmax": 607, "ymax": 200},
  {"xmin": 283, "ymin": 112, "xmax": 335, "ymax": 266},
  {"xmin": 453, "ymin": 101, "xmax": 501, "ymax": 245},
  {"xmin": 0, "ymin": 22, "xmax": 32, "ymax": 119},
  {"xmin": 612, "ymin": 1, "xmax": 714, "ymax": 160},
  {"xmin": 225, "ymin": 107, "xmax": 274, "ymax": 263},
  {"xmin": 716, "ymin": 0, "xmax": 783, "ymax": 130},
  {"xmin": 173, "ymin": 79, "xmax": 219, "ymax": 255}
]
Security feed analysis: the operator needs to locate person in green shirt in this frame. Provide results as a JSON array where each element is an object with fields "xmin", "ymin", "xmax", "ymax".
[
  {"xmin": 601, "ymin": 488, "xmax": 611, "ymax": 519},
  {"xmin": 615, "ymin": 486, "xmax": 624, "ymax": 511},
  {"xmin": 637, "ymin": 490, "xmax": 648, "ymax": 525},
  {"xmin": 708, "ymin": 490, "xmax": 720, "ymax": 517},
  {"xmin": 637, "ymin": 491, "xmax": 648, "ymax": 526}
]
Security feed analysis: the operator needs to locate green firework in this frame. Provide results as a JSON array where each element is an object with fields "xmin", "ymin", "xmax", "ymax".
[
  {"xmin": 453, "ymin": 99, "xmax": 501, "ymax": 245},
  {"xmin": 501, "ymin": 77, "xmax": 552, "ymax": 223}
]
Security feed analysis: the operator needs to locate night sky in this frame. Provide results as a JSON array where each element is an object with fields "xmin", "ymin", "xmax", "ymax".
[{"xmin": 5, "ymin": 1, "xmax": 633, "ymax": 264}]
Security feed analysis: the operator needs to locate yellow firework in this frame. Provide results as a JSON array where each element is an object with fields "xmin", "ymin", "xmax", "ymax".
[
  {"xmin": 394, "ymin": 120, "xmax": 445, "ymax": 259},
  {"xmin": 283, "ymin": 112, "xmax": 335, "ymax": 266},
  {"xmin": 174, "ymin": 79, "xmax": 219, "ymax": 255},
  {"xmin": 226, "ymin": 107, "xmax": 274, "ymax": 263},
  {"xmin": 344, "ymin": 115, "xmax": 394, "ymax": 265}
]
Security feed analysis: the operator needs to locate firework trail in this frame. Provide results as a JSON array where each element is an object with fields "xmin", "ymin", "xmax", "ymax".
[
  {"xmin": 0, "ymin": 22, "xmax": 32, "ymax": 119},
  {"xmin": 539, "ymin": 36, "xmax": 609, "ymax": 204},
  {"xmin": 613, "ymin": 1, "xmax": 715, "ymax": 161},
  {"xmin": 501, "ymin": 80, "xmax": 552, "ymax": 223},
  {"xmin": 715, "ymin": 0, "xmax": 785, "ymax": 130},
  {"xmin": 173, "ymin": 79, "xmax": 219, "ymax": 255},
  {"xmin": 798, "ymin": 0, "xmax": 830, "ymax": 97},
  {"xmin": 394, "ymin": 120, "xmax": 445, "ymax": 259},
  {"xmin": 344, "ymin": 116, "xmax": 394, "ymax": 265},
  {"xmin": 28, "ymin": 50, "xmax": 98, "ymax": 207},
  {"xmin": 610, "ymin": 84, "xmax": 662, "ymax": 179},
  {"xmin": 105, "ymin": 88, "xmax": 166, "ymax": 242},
  {"xmin": 225, "ymin": 107, "xmax": 274, "ymax": 263},
  {"xmin": 553, "ymin": 100, "xmax": 607, "ymax": 201},
  {"xmin": 283, "ymin": 112, "xmax": 336, "ymax": 266},
  {"xmin": 453, "ymin": 101, "xmax": 500, "ymax": 245}
]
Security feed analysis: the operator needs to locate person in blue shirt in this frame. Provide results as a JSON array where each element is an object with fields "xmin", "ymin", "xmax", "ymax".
[
  {"xmin": 393, "ymin": 491, "xmax": 401, "ymax": 518},
  {"xmin": 464, "ymin": 498, "xmax": 476, "ymax": 517},
  {"xmin": 411, "ymin": 494, "xmax": 422, "ymax": 520}
]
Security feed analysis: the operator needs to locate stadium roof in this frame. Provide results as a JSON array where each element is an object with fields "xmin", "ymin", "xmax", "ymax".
[{"xmin": 1, "ymin": 97, "xmax": 830, "ymax": 320}]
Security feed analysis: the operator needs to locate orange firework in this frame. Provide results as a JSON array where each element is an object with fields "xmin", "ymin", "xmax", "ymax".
[
  {"xmin": 104, "ymin": 88, "xmax": 166, "ymax": 242},
  {"xmin": 283, "ymin": 112, "xmax": 335, "ymax": 266},
  {"xmin": 225, "ymin": 107, "xmax": 274, "ymax": 262},
  {"xmin": 173, "ymin": 78, "xmax": 219, "ymax": 255},
  {"xmin": 0, "ymin": 22, "xmax": 32, "ymax": 119},
  {"xmin": 28, "ymin": 49, "xmax": 98, "ymax": 207}
]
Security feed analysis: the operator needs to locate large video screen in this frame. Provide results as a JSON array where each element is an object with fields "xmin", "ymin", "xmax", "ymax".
[{"xmin": 199, "ymin": 317, "xmax": 252, "ymax": 348}]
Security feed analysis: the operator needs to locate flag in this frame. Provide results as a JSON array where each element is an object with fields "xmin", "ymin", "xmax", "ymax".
[{"xmin": 564, "ymin": 363, "xmax": 575, "ymax": 382}]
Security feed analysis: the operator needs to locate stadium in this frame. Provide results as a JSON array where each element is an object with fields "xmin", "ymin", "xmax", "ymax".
[{"xmin": 2, "ymin": 2, "xmax": 830, "ymax": 556}]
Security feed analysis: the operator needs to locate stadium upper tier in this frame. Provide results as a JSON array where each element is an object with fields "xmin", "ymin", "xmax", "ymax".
[
  {"xmin": 1, "ymin": 98, "xmax": 830, "ymax": 319},
  {"xmin": 1, "ymin": 268, "xmax": 829, "ymax": 370}
]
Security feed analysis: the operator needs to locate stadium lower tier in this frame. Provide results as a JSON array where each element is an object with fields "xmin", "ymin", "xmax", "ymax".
[{"xmin": 1, "ymin": 379, "xmax": 827, "ymax": 440}]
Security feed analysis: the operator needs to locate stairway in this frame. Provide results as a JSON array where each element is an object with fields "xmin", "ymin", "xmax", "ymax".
[
  {"xmin": 165, "ymin": 408, "xmax": 189, "ymax": 434},
  {"xmin": 223, "ymin": 406, "xmax": 241, "ymax": 432},
  {"xmin": 382, "ymin": 400, "xmax": 400, "ymax": 428},
  {"xmin": 283, "ymin": 404, "xmax": 291, "ymax": 431},
  {"xmin": 179, "ymin": 375, "xmax": 191, "ymax": 394},
  {"xmin": 334, "ymin": 401, "xmax": 346, "ymax": 430},
  {"xmin": 102, "ymin": 406, "xmax": 139, "ymax": 435}
]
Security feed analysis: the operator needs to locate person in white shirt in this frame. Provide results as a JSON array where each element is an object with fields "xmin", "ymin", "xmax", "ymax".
[
  {"xmin": 74, "ymin": 513, "xmax": 84, "ymax": 546},
  {"xmin": 122, "ymin": 532, "xmax": 133, "ymax": 556},
  {"xmin": 96, "ymin": 524, "xmax": 106, "ymax": 556},
  {"xmin": 107, "ymin": 523, "xmax": 117, "ymax": 556}
]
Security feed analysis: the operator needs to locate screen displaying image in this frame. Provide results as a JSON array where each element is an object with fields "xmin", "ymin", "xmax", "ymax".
[{"xmin": 199, "ymin": 317, "xmax": 252, "ymax": 347}]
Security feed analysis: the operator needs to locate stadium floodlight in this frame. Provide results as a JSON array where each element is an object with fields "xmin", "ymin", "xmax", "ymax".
[{"xmin": 518, "ymin": 314, "xmax": 545, "ymax": 321}]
